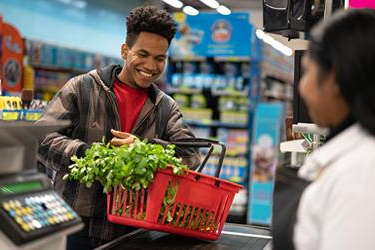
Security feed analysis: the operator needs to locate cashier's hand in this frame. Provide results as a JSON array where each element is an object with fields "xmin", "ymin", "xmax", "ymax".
[{"xmin": 110, "ymin": 129, "xmax": 136, "ymax": 147}]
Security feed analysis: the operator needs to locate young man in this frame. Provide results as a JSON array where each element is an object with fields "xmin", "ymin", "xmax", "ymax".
[{"xmin": 36, "ymin": 6, "xmax": 200, "ymax": 249}]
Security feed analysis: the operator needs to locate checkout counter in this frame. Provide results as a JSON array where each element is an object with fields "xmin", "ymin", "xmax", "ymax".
[
  {"xmin": 0, "ymin": 121, "xmax": 83, "ymax": 250},
  {"xmin": 95, "ymin": 223, "xmax": 272, "ymax": 250},
  {"xmin": 0, "ymin": 120, "xmax": 272, "ymax": 250}
]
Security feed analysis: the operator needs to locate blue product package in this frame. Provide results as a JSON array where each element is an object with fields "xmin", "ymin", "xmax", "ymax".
[
  {"xmin": 241, "ymin": 62, "xmax": 251, "ymax": 79},
  {"xmin": 223, "ymin": 62, "xmax": 239, "ymax": 77},
  {"xmin": 213, "ymin": 75, "xmax": 226, "ymax": 90},
  {"xmin": 57, "ymin": 47, "xmax": 73, "ymax": 68},
  {"xmin": 171, "ymin": 73, "xmax": 183, "ymax": 88},
  {"xmin": 84, "ymin": 53, "xmax": 95, "ymax": 70},
  {"xmin": 72, "ymin": 50, "xmax": 85, "ymax": 70},
  {"xmin": 199, "ymin": 61, "xmax": 215, "ymax": 74},
  {"xmin": 41, "ymin": 43, "xmax": 56, "ymax": 66},
  {"xmin": 235, "ymin": 76, "xmax": 244, "ymax": 91},
  {"xmin": 194, "ymin": 74, "xmax": 204, "ymax": 89},
  {"xmin": 226, "ymin": 76, "xmax": 236, "ymax": 90},
  {"xmin": 183, "ymin": 73, "xmax": 195, "ymax": 88},
  {"xmin": 182, "ymin": 62, "xmax": 198, "ymax": 74}
]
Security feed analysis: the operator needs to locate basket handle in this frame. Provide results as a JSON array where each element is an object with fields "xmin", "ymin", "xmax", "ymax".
[{"xmin": 170, "ymin": 138, "xmax": 226, "ymax": 179}]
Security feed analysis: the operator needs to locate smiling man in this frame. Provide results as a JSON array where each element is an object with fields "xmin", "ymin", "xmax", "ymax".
[{"xmin": 36, "ymin": 6, "xmax": 200, "ymax": 250}]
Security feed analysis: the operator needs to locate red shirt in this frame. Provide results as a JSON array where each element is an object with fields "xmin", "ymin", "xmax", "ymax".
[{"xmin": 113, "ymin": 77, "xmax": 148, "ymax": 132}]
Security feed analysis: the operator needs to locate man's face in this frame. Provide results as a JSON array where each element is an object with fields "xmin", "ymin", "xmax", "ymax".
[{"xmin": 121, "ymin": 32, "xmax": 168, "ymax": 89}]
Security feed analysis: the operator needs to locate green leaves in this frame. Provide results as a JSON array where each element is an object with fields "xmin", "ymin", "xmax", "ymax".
[{"xmin": 63, "ymin": 138, "xmax": 188, "ymax": 193}]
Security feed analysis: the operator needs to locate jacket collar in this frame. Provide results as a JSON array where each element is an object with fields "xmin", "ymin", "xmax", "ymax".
[
  {"xmin": 96, "ymin": 64, "xmax": 161, "ymax": 104},
  {"xmin": 298, "ymin": 124, "xmax": 365, "ymax": 181}
]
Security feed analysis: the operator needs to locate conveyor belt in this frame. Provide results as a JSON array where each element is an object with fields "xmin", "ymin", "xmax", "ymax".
[{"xmin": 96, "ymin": 223, "xmax": 272, "ymax": 250}]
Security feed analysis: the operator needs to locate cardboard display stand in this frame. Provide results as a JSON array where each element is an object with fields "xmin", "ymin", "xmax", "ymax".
[{"xmin": 0, "ymin": 16, "xmax": 24, "ymax": 92}]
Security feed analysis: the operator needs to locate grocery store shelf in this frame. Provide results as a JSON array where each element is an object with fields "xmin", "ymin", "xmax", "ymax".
[
  {"xmin": 166, "ymin": 87, "xmax": 203, "ymax": 95},
  {"xmin": 170, "ymin": 55, "xmax": 251, "ymax": 62},
  {"xmin": 31, "ymin": 64, "xmax": 87, "ymax": 74},
  {"xmin": 185, "ymin": 120, "xmax": 248, "ymax": 129},
  {"xmin": 213, "ymin": 56, "xmax": 251, "ymax": 62},
  {"xmin": 170, "ymin": 56, "xmax": 206, "ymax": 62},
  {"xmin": 167, "ymin": 87, "xmax": 248, "ymax": 97},
  {"xmin": 263, "ymin": 90, "xmax": 293, "ymax": 102},
  {"xmin": 212, "ymin": 89, "xmax": 249, "ymax": 97}
]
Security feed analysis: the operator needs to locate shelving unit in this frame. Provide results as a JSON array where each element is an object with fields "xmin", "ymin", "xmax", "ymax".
[
  {"xmin": 184, "ymin": 120, "xmax": 248, "ymax": 129},
  {"xmin": 166, "ymin": 56, "xmax": 250, "ymax": 131},
  {"xmin": 260, "ymin": 44, "xmax": 294, "ymax": 116},
  {"xmin": 166, "ymin": 56, "xmax": 253, "ymax": 223},
  {"xmin": 25, "ymin": 39, "xmax": 122, "ymax": 100}
]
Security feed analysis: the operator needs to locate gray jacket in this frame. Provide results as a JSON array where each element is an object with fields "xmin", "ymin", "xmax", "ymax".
[{"xmin": 37, "ymin": 64, "xmax": 200, "ymax": 240}]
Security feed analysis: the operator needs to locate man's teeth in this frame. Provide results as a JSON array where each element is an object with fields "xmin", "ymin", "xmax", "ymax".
[{"xmin": 139, "ymin": 71, "xmax": 152, "ymax": 78}]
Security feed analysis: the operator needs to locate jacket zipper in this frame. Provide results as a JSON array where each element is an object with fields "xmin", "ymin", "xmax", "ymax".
[
  {"xmin": 90, "ymin": 69, "xmax": 121, "ymax": 131},
  {"xmin": 106, "ymin": 90, "xmax": 121, "ymax": 131},
  {"xmin": 132, "ymin": 104, "xmax": 157, "ymax": 134}
]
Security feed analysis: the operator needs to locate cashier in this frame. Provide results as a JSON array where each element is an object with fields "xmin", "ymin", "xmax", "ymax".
[
  {"xmin": 275, "ymin": 8, "xmax": 375, "ymax": 250},
  {"xmin": 36, "ymin": 6, "xmax": 200, "ymax": 250}
]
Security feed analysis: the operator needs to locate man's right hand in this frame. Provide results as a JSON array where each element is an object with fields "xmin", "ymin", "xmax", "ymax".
[{"xmin": 110, "ymin": 129, "xmax": 136, "ymax": 147}]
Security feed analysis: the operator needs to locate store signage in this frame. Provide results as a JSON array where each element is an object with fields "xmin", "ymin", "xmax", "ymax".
[
  {"xmin": 211, "ymin": 20, "xmax": 232, "ymax": 43},
  {"xmin": 5, "ymin": 35, "xmax": 22, "ymax": 54},
  {"xmin": 248, "ymin": 103, "xmax": 283, "ymax": 225},
  {"xmin": 170, "ymin": 12, "xmax": 252, "ymax": 57},
  {"xmin": 1, "ymin": 22, "xmax": 23, "ymax": 92}
]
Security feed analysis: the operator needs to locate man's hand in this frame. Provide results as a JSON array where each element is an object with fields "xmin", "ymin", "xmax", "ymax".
[{"xmin": 110, "ymin": 129, "xmax": 136, "ymax": 147}]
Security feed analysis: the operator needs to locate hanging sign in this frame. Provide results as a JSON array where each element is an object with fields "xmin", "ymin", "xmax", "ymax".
[{"xmin": 170, "ymin": 12, "xmax": 252, "ymax": 58}]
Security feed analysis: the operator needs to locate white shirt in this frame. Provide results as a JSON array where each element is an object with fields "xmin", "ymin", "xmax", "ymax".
[{"xmin": 294, "ymin": 124, "xmax": 375, "ymax": 250}]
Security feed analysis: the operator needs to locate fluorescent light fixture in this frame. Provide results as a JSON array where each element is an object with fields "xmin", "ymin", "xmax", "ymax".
[
  {"xmin": 255, "ymin": 29, "xmax": 266, "ymax": 39},
  {"xmin": 56, "ymin": 0, "xmax": 73, "ymax": 4},
  {"xmin": 199, "ymin": 0, "xmax": 220, "ymax": 9},
  {"xmin": 162, "ymin": 0, "xmax": 183, "ymax": 9},
  {"xmin": 217, "ymin": 5, "xmax": 231, "ymax": 15},
  {"xmin": 256, "ymin": 29, "xmax": 293, "ymax": 56},
  {"xmin": 72, "ymin": 0, "xmax": 87, "ymax": 9},
  {"xmin": 183, "ymin": 6, "xmax": 199, "ymax": 16}
]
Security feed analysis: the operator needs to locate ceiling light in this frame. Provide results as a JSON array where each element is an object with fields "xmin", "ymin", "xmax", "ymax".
[
  {"xmin": 216, "ymin": 5, "xmax": 231, "ymax": 15},
  {"xmin": 162, "ymin": 0, "xmax": 183, "ymax": 9},
  {"xmin": 256, "ymin": 29, "xmax": 293, "ymax": 56},
  {"xmin": 183, "ymin": 6, "xmax": 199, "ymax": 16},
  {"xmin": 72, "ymin": 0, "xmax": 87, "ymax": 9},
  {"xmin": 199, "ymin": 0, "xmax": 220, "ymax": 9},
  {"xmin": 255, "ymin": 29, "xmax": 265, "ymax": 39},
  {"xmin": 56, "ymin": 0, "xmax": 73, "ymax": 4}
]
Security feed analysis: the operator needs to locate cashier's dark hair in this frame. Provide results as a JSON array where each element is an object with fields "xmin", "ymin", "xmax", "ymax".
[
  {"xmin": 125, "ymin": 6, "xmax": 177, "ymax": 48},
  {"xmin": 308, "ymin": 8, "xmax": 375, "ymax": 135}
]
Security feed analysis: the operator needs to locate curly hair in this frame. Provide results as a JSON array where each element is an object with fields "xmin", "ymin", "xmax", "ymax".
[{"xmin": 126, "ymin": 6, "xmax": 177, "ymax": 47}]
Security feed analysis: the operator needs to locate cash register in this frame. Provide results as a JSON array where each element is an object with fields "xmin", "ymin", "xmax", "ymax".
[{"xmin": 0, "ymin": 121, "xmax": 83, "ymax": 250}]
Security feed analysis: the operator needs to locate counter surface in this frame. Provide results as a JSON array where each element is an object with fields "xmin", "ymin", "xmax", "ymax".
[{"xmin": 96, "ymin": 223, "xmax": 271, "ymax": 250}]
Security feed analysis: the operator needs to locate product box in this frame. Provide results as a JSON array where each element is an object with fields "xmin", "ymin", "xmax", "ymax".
[
  {"xmin": 72, "ymin": 50, "xmax": 85, "ymax": 70},
  {"xmin": 84, "ymin": 53, "xmax": 95, "ymax": 70},
  {"xmin": 55, "ymin": 47, "xmax": 72, "ymax": 68},
  {"xmin": 28, "ymin": 40, "xmax": 43, "ymax": 65},
  {"xmin": 41, "ymin": 43, "xmax": 56, "ymax": 66}
]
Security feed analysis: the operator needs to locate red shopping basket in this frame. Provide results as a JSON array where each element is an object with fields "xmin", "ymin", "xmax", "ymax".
[{"xmin": 107, "ymin": 138, "xmax": 243, "ymax": 240}]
